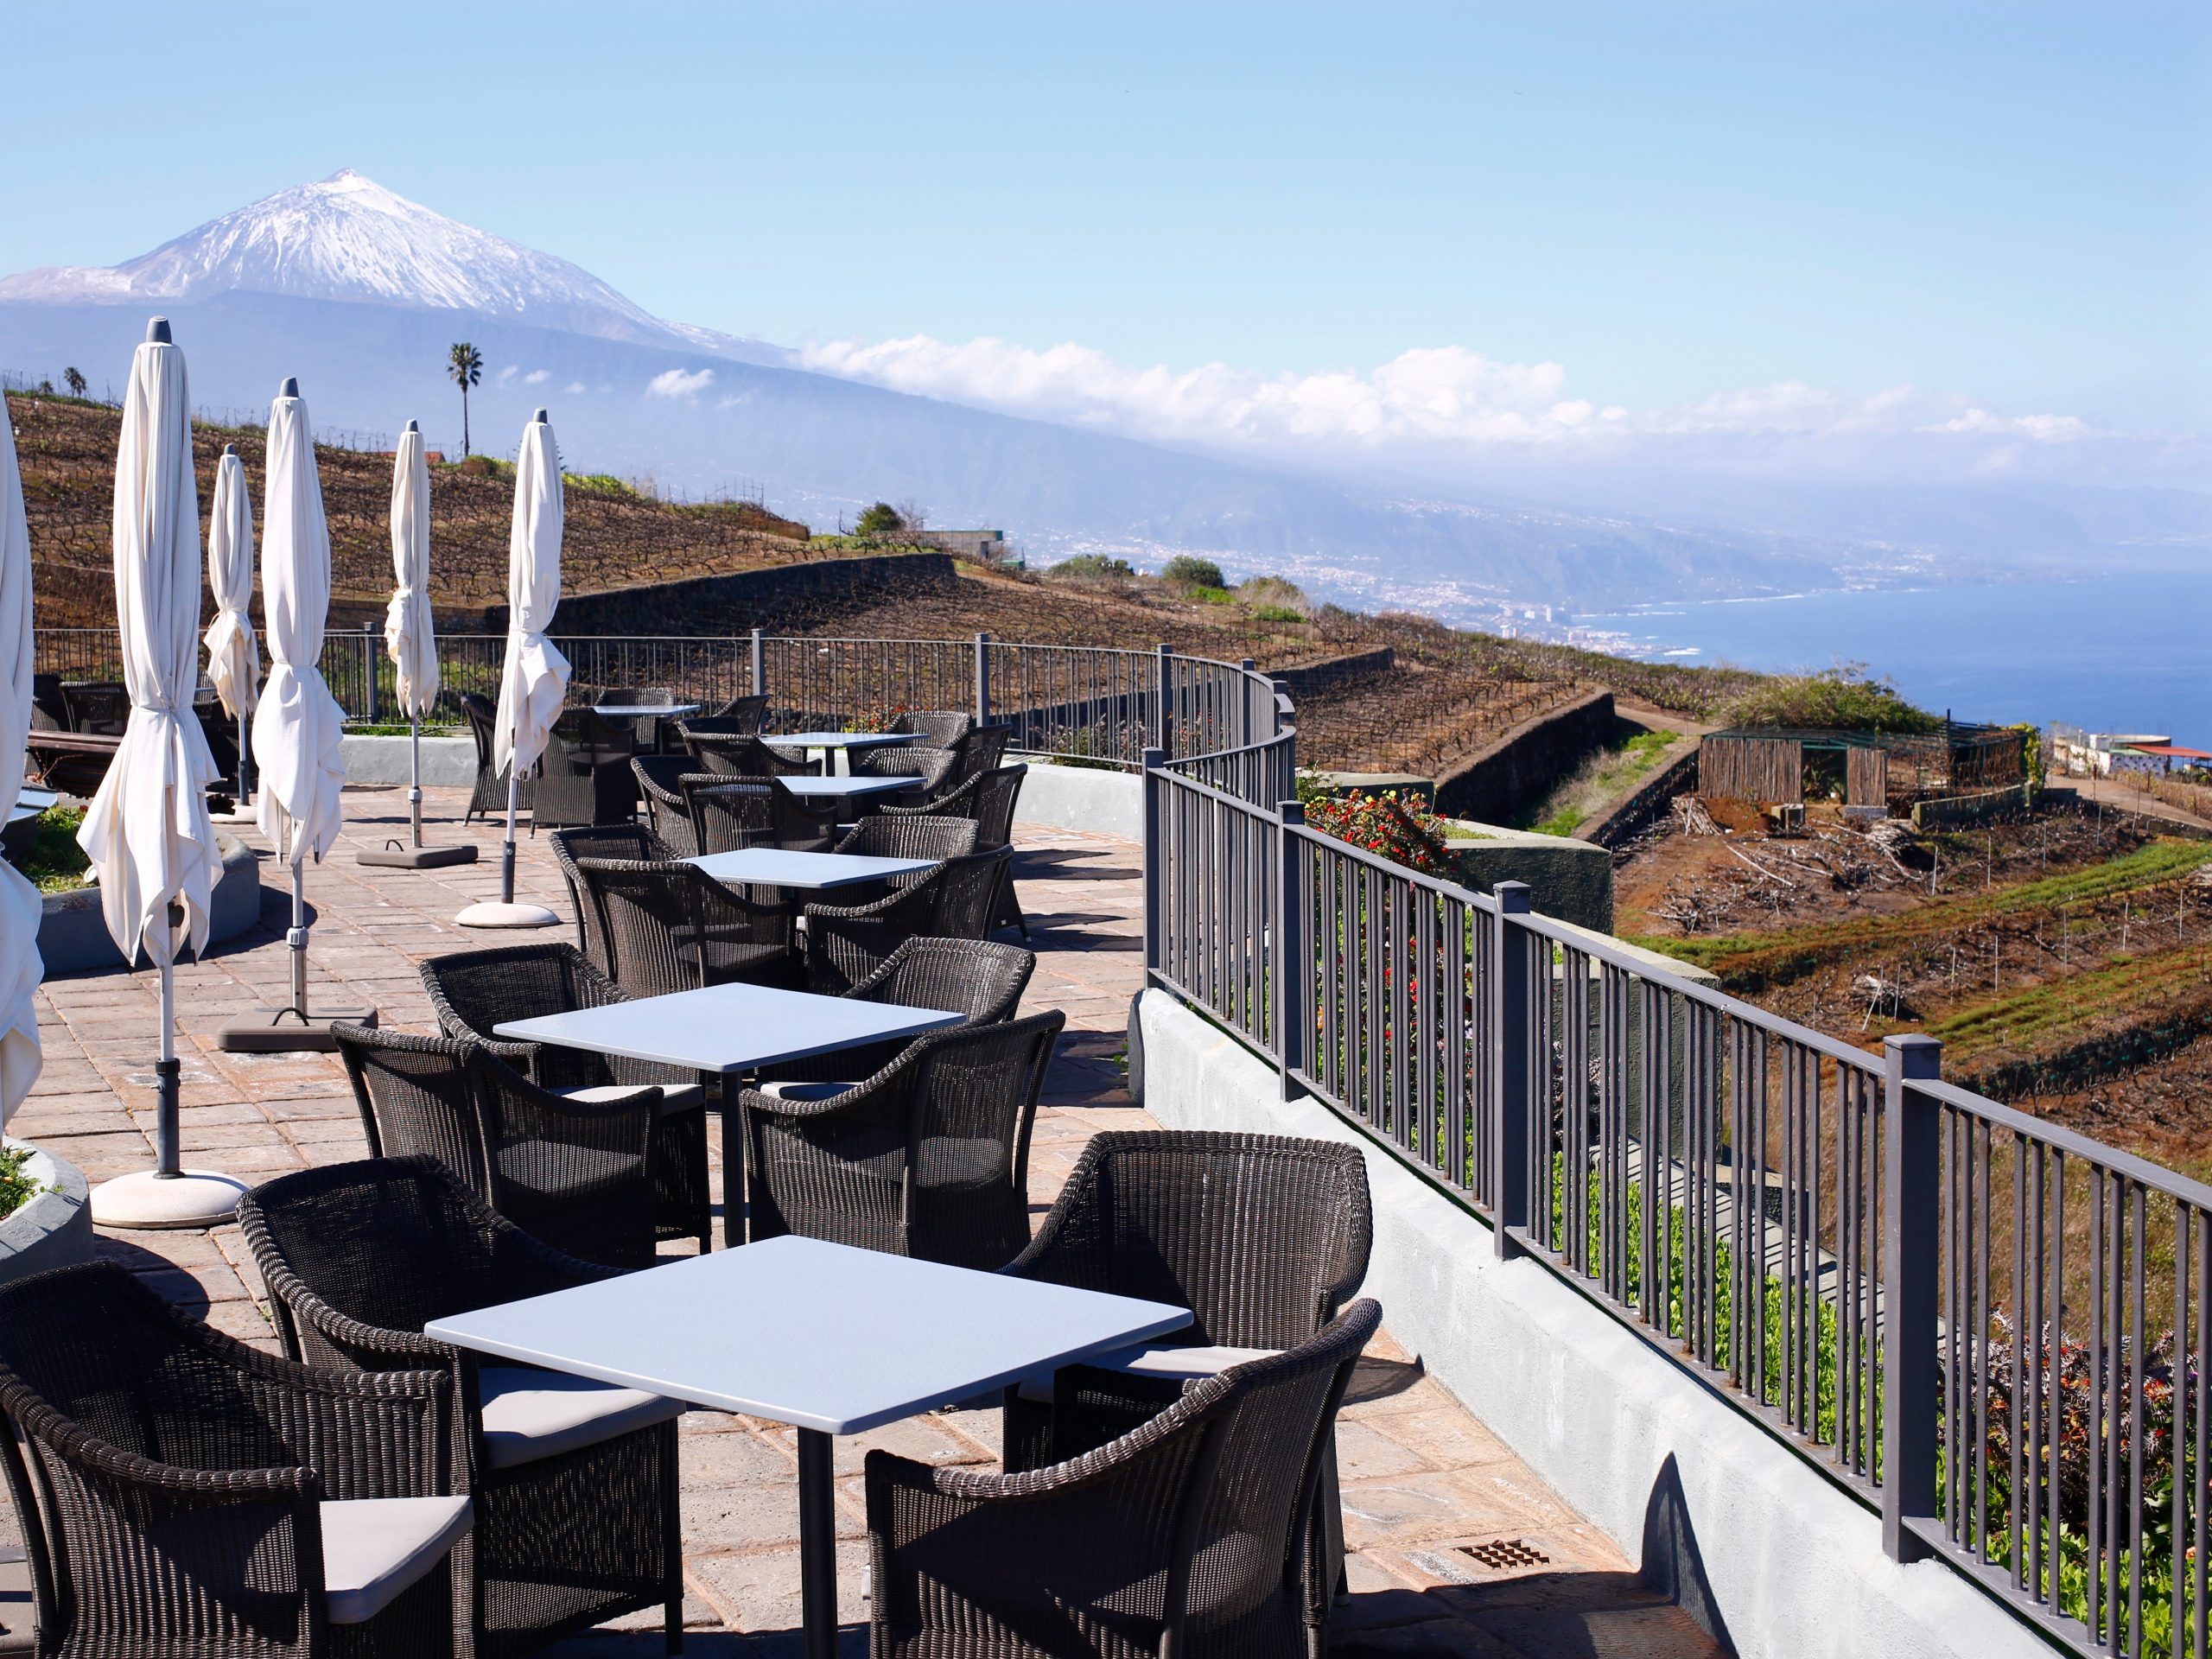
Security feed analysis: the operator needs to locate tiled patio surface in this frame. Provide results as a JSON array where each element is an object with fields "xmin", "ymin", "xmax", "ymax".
[{"xmin": 1, "ymin": 785, "xmax": 1720, "ymax": 1657}]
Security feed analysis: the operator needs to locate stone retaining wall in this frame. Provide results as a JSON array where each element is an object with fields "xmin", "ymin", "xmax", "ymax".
[
  {"xmin": 485, "ymin": 552, "xmax": 962, "ymax": 634},
  {"xmin": 1432, "ymin": 687, "xmax": 1617, "ymax": 823}
]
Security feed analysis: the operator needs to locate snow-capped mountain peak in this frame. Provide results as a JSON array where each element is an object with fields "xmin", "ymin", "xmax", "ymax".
[{"xmin": 0, "ymin": 169, "xmax": 764, "ymax": 355}]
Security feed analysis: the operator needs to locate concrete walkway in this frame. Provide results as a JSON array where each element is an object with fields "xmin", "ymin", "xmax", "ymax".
[{"xmin": 1, "ymin": 785, "xmax": 1719, "ymax": 1658}]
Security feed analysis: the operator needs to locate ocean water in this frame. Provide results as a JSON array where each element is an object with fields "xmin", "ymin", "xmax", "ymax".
[{"xmin": 1577, "ymin": 571, "xmax": 2212, "ymax": 741}]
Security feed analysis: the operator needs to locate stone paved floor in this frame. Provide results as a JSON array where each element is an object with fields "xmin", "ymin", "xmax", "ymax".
[{"xmin": 1, "ymin": 785, "xmax": 1720, "ymax": 1657}]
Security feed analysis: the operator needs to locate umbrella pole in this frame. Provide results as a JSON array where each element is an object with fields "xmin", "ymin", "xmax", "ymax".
[
  {"xmin": 501, "ymin": 766, "xmax": 520, "ymax": 904},
  {"xmin": 237, "ymin": 708, "xmax": 251, "ymax": 807},
  {"xmin": 453, "ymin": 758, "xmax": 553, "ymax": 927},
  {"xmin": 154, "ymin": 955, "xmax": 180, "ymax": 1179},
  {"xmin": 410, "ymin": 715, "xmax": 423, "ymax": 848},
  {"xmin": 286, "ymin": 813, "xmax": 309, "ymax": 1019}
]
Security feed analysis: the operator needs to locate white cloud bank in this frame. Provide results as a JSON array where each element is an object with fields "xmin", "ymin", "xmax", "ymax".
[
  {"xmin": 647, "ymin": 366, "xmax": 715, "ymax": 400},
  {"xmin": 798, "ymin": 335, "xmax": 2193, "ymax": 484}
]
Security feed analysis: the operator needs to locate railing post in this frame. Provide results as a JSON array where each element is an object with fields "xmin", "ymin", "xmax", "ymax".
[
  {"xmin": 361, "ymin": 623, "xmax": 379, "ymax": 723},
  {"xmin": 974, "ymin": 632, "xmax": 991, "ymax": 726},
  {"xmin": 1276, "ymin": 800, "xmax": 1306, "ymax": 1101},
  {"xmin": 749, "ymin": 627, "xmax": 766, "ymax": 700},
  {"xmin": 1491, "ymin": 881, "xmax": 1534, "ymax": 1259},
  {"xmin": 1883, "ymin": 1033, "xmax": 1943, "ymax": 1564},
  {"xmin": 1154, "ymin": 642, "xmax": 1173, "ymax": 753},
  {"xmin": 1141, "ymin": 747, "xmax": 1166, "ymax": 988}
]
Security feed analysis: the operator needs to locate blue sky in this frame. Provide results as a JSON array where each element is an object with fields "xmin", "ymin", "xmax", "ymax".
[{"xmin": 2, "ymin": 2, "xmax": 2205, "ymax": 466}]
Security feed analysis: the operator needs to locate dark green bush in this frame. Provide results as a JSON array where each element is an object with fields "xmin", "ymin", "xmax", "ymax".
[{"xmin": 1160, "ymin": 555, "xmax": 1227, "ymax": 591}]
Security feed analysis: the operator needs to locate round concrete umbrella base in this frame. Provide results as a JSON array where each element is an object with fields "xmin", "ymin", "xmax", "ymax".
[
  {"xmin": 90, "ymin": 1170, "xmax": 250, "ymax": 1230},
  {"xmin": 454, "ymin": 900, "xmax": 561, "ymax": 929}
]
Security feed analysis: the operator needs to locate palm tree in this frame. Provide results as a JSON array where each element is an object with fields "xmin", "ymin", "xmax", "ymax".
[
  {"xmin": 447, "ymin": 342, "xmax": 483, "ymax": 455},
  {"xmin": 61, "ymin": 366, "xmax": 86, "ymax": 399}
]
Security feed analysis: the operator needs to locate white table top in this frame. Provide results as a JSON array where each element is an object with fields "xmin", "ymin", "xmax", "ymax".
[
  {"xmin": 493, "ymin": 981, "xmax": 963, "ymax": 1074},
  {"xmin": 592, "ymin": 702, "xmax": 701, "ymax": 718},
  {"xmin": 685, "ymin": 848, "xmax": 938, "ymax": 889},
  {"xmin": 777, "ymin": 774, "xmax": 921, "ymax": 799},
  {"xmin": 773, "ymin": 731, "xmax": 918, "ymax": 749},
  {"xmin": 426, "ymin": 1236, "xmax": 1192, "ymax": 1434}
]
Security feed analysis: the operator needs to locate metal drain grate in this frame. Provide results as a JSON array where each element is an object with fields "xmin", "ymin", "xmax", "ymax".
[{"xmin": 1459, "ymin": 1538, "xmax": 1549, "ymax": 1570}]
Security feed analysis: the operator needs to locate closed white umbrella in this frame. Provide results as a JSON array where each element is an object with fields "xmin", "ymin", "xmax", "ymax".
[
  {"xmin": 0, "ymin": 381, "xmax": 43, "ymax": 1129},
  {"xmin": 457, "ymin": 408, "xmax": 568, "ymax": 928},
  {"xmin": 202, "ymin": 442, "xmax": 257, "ymax": 811},
  {"xmin": 79, "ymin": 318, "xmax": 245, "ymax": 1226},
  {"xmin": 220, "ymin": 378, "xmax": 373, "ymax": 1050},
  {"xmin": 359, "ymin": 421, "xmax": 475, "ymax": 870}
]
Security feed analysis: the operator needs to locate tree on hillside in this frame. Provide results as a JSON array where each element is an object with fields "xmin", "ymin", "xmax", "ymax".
[
  {"xmin": 61, "ymin": 367, "xmax": 86, "ymax": 399},
  {"xmin": 854, "ymin": 500, "xmax": 905, "ymax": 537},
  {"xmin": 447, "ymin": 342, "xmax": 483, "ymax": 455}
]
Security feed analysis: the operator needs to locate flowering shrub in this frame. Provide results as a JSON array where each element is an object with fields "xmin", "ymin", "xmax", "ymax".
[{"xmin": 1302, "ymin": 789, "xmax": 1454, "ymax": 876}]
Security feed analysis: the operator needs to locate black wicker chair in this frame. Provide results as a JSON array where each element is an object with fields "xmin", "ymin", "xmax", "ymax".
[
  {"xmin": 548, "ymin": 823, "xmax": 673, "ymax": 972},
  {"xmin": 951, "ymin": 721, "xmax": 1012, "ymax": 784},
  {"xmin": 334, "ymin": 1023, "xmax": 661, "ymax": 1271},
  {"xmin": 631, "ymin": 755, "xmax": 703, "ymax": 855},
  {"xmin": 735, "ymin": 1008, "xmax": 1064, "ymax": 1270},
  {"xmin": 682, "ymin": 729, "xmax": 808, "ymax": 779},
  {"xmin": 758, "ymin": 935, "xmax": 1035, "ymax": 1087},
  {"xmin": 867, "ymin": 769, "xmax": 1024, "ymax": 936},
  {"xmin": 462, "ymin": 691, "xmax": 536, "ymax": 823},
  {"xmin": 766, "ymin": 778, "xmax": 848, "ymax": 853},
  {"xmin": 242, "ymin": 1159, "xmax": 685, "ymax": 1658},
  {"xmin": 419, "ymin": 943, "xmax": 712, "ymax": 1255},
  {"xmin": 703, "ymin": 693, "xmax": 769, "ymax": 729},
  {"xmin": 60, "ymin": 679, "xmax": 129, "ymax": 734},
  {"xmin": 1000, "ymin": 1130, "xmax": 1374, "ymax": 1644},
  {"xmin": 529, "ymin": 712, "xmax": 635, "ymax": 832},
  {"xmin": 575, "ymin": 856, "xmax": 796, "ymax": 997},
  {"xmin": 830, "ymin": 814, "xmax": 979, "ymax": 862},
  {"xmin": 855, "ymin": 743, "xmax": 958, "ymax": 807},
  {"xmin": 889, "ymin": 709, "xmax": 973, "ymax": 747},
  {"xmin": 684, "ymin": 776, "xmax": 777, "ymax": 855},
  {"xmin": 866, "ymin": 1299, "xmax": 1381, "ymax": 1659},
  {"xmin": 0, "ymin": 1261, "xmax": 471, "ymax": 1658},
  {"xmin": 803, "ymin": 845, "xmax": 1013, "ymax": 995}
]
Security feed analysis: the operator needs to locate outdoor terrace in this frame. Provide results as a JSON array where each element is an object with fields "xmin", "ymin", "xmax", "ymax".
[{"xmin": 0, "ymin": 784, "xmax": 1719, "ymax": 1659}]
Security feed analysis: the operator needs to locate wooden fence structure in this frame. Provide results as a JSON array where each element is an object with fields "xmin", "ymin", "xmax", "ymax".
[{"xmin": 1699, "ymin": 735, "xmax": 1802, "ymax": 804}]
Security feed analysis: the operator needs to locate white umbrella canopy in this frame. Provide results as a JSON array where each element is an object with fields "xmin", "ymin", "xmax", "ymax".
[
  {"xmin": 0, "ymin": 397, "xmax": 43, "ymax": 1128},
  {"xmin": 491, "ymin": 411, "xmax": 569, "ymax": 781},
  {"xmin": 202, "ymin": 449, "xmax": 258, "ymax": 721},
  {"xmin": 251, "ymin": 385, "xmax": 346, "ymax": 862},
  {"xmin": 75, "ymin": 329, "xmax": 223, "ymax": 969},
  {"xmin": 384, "ymin": 424, "xmax": 437, "ymax": 720}
]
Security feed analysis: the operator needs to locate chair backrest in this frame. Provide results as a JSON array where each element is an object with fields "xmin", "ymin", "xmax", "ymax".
[
  {"xmin": 834, "ymin": 814, "xmax": 979, "ymax": 862},
  {"xmin": 574, "ymin": 856, "xmax": 711, "ymax": 997},
  {"xmin": 855, "ymin": 937, "xmax": 1035, "ymax": 1021},
  {"xmin": 923, "ymin": 844, "xmax": 1014, "ymax": 937},
  {"xmin": 1019, "ymin": 1131, "xmax": 1374, "ymax": 1350},
  {"xmin": 858, "ymin": 744, "xmax": 958, "ymax": 798},
  {"xmin": 550, "ymin": 823, "xmax": 670, "ymax": 968},
  {"xmin": 239, "ymin": 1157, "xmax": 538, "ymax": 1359},
  {"xmin": 334, "ymin": 1023, "xmax": 490, "ymax": 1193},
  {"xmin": 685, "ymin": 729, "xmax": 809, "ymax": 779},
  {"xmin": 60, "ymin": 681, "xmax": 130, "ymax": 735},
  {"xmin": 708, "ymin": 693, "xmax": 769, "ymax": 730},
  {"xmin": 956, "ymin": 722, "xmax": 1012, "ymax": 782},
  {"xmin": 29, "ymin": 673, "xmax": 67, "ymax": 732},
  {"xmin": 420, "ymin": 941, "xmax": 620, "ymax": 1045},
  {"xmin": 891, "ymin": 709, "xmax": 973, "ymax": 747},
  {"xmin": 685, "ymin": 776, "xmax": 776, "ymax": 855},
  {"xmin": 969, "ymin": 763, "xmax": 1026, "ymax": 850},
  {"xmin": 461, "ymin": 692, "xmax": 498, "ymax": 768},
  {"xmin": 464, "ymin": 1049, "xmax": 657, "ymax": 1269},
  {"xmin": 803, "ymin": 846, "xmax": 1013, "ymax": 995},
  {"xmin": 597, "ymin": 686, "xmax": 672, "ymax": 709},
  {"xmin": 770, "ymin": 778, "xmax": 846, "ymax": 852},
  {"xmin": 631, "ymin": 755, "xmax": 702, "ymax": 855}
]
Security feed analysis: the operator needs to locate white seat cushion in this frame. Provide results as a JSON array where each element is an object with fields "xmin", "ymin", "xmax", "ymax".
[
  {"xmin": 1013, "ymin": 1343, "xmax": 1278, "ymax": 1404},
  {"xmin": 561, "ymin": 1081, "xmax": 705, "ymax": 1116},
  {"xmin": 319, "ymin": 1495, "xmax": 472, "ymax": 1625},
  {"xmin": 754, "ymin": 1080, "xmax": 855, "ymax": 1103},
  {"xmin": 478, "ymin": 1366, "xmax": 687, "ymax": 1471}
]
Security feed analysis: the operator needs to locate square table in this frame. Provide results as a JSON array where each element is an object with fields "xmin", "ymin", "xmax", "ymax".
[
  {"xmin": 685, "ymin": 847, "xmax": 938, "ymax": 890},
  {"xmin": 493, "ymin": 982, "xmax": 964, "ymax": 1246},
  {"xmin": 776, "ymin": 773, "xmax": 922, "ymax": 801},
  {"xmin": 590, "ymin": 702, "xmax": 701, "ymax": 720},
  {"xmin": 428, "ymin": 1236, "xmax": 1192, "ymax": 1659},
  {"xmin": 774, "ymin": 729, "xmax": 918, "ymax": 776}
]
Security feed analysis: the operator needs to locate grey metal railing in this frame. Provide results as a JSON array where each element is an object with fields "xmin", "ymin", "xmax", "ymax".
[{"xmin": 1144, "ymin": 751, "xmax": 2211, "ymax": 1657}]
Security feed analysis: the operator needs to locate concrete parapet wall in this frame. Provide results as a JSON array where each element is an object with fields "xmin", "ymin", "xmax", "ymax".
[
  {"xmin": 340, "ymin": 733, "xmax": 477, "ymax": 787},
  {"xmin": 1011, "ymin": 759, "xmax": 1142, "ymax": 842},
  {"xmin": 1439, "ymin": 818, "xmax": 1614, "ymax": 932},
  {"xmin": 1135, "ymin": 986, "xmax": 2031, "ymax": 1659}
]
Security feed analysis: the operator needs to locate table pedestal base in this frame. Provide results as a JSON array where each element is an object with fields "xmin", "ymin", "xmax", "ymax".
[{"xmin": 798, "ymin": 1427, "xmax": 839, "ymax": 1659}]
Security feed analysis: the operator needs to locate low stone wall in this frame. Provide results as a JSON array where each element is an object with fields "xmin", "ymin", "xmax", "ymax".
[
  {"xmin": 1433, "ymin": 687, "xmax": 1617, "ymax": 823},
  {"xmin": 38, "ymin": 832, "xmax": 262, "ymax": 976},
  {"xmin": 1270, "ymin": 645, "xmax": 1395, "ymax": 701},
  {"xmin": 1587, "ymin": 742, "xmax": 1702, "ymax": 849},
  {"xmin": 0, "ymin": 1140, "xmax": 91, "ymax": 1290},
  {"xmin": 485, "ymin": 552, "xmax": 961, "ymax": 634},
  {"xmin": 1910, "ymin": 783, "xmax": 2033, "ymax": 830},
  {"xmin": 1439, "ymin": 819, "xmax": 1614, "ymax": 932},
  {"xmin": 1010, "ymin": 759, "xmax": 1141, "ymax": 842},
  {"xmin": 1134, "ymin": 988, "xmax": 2027, "ymax": 1659},
  {"xmin": 340, "ymin": 733, "xmax": 476, "ymax": 787}
]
